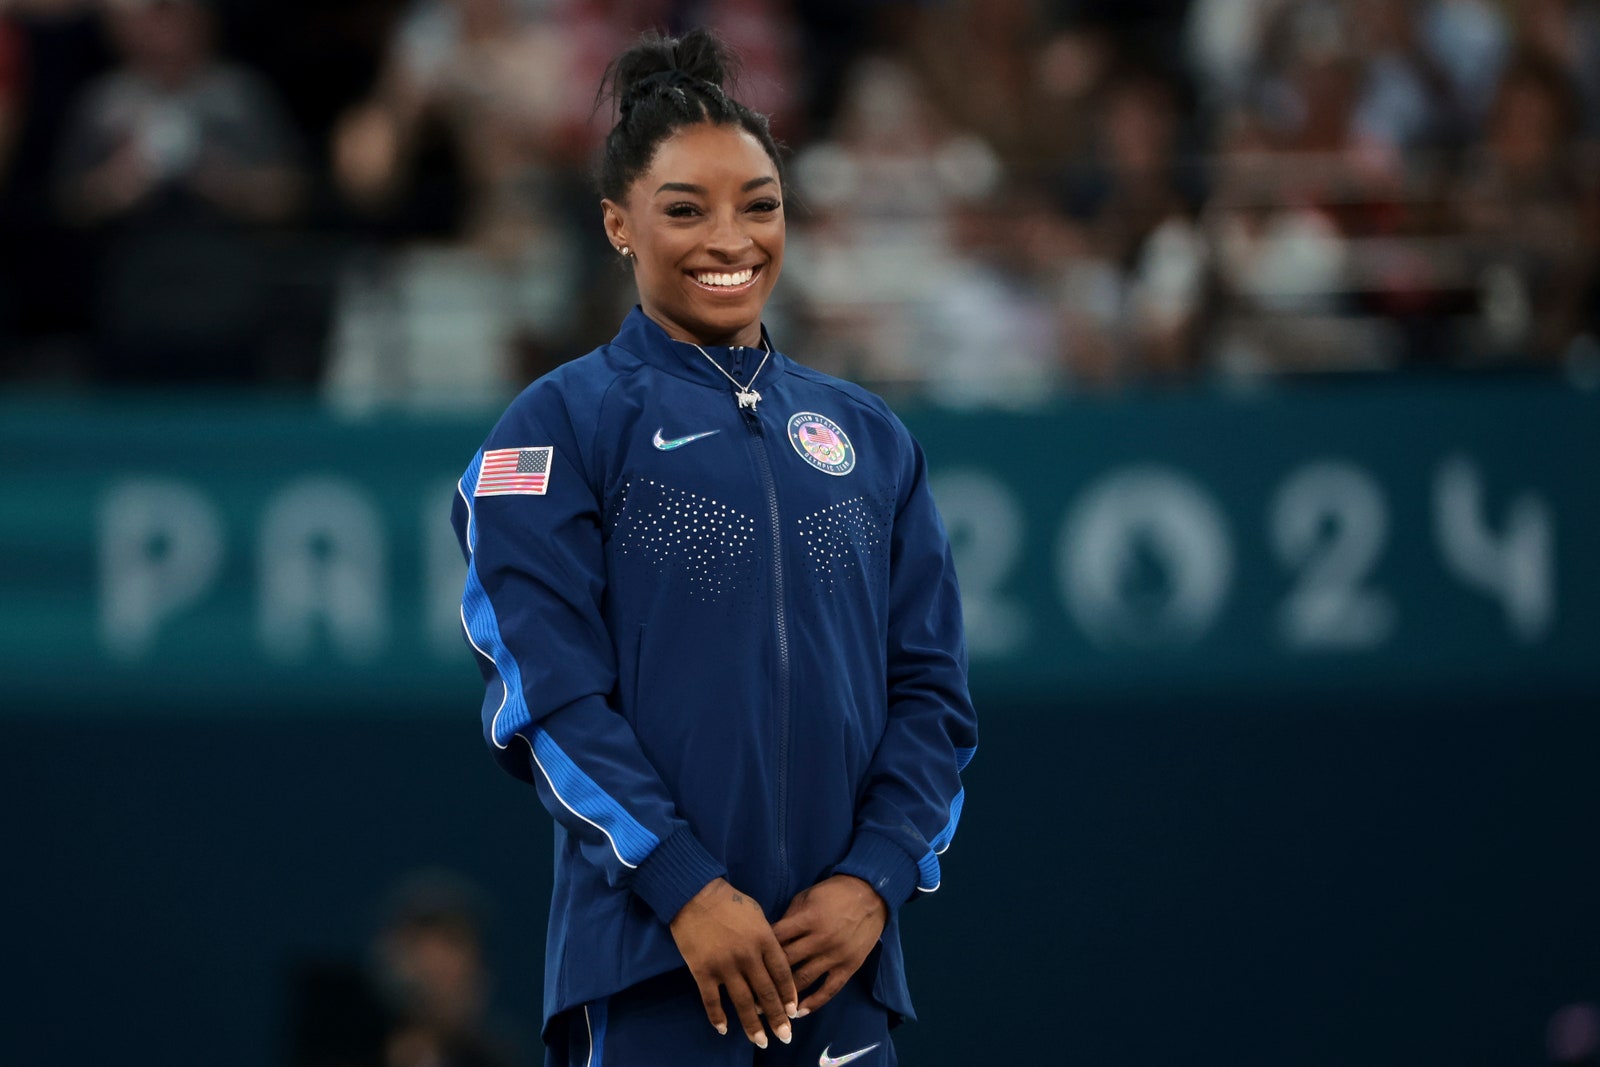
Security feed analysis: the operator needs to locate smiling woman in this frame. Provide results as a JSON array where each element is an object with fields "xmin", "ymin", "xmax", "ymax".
[
  {"xmin": 602, "ymin": 123, "xmax": 784, "ymax": 348},
  {"xmin": 449, "ymin": 28, "xmax": 977, "ymax": 1067},
  {"xmin": 596, "ymin": 33, "xmax": 788, "ymax": 351}
]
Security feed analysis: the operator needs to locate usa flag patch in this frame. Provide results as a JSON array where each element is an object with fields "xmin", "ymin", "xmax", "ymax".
[{"xmin": 476, "ymin": 446, "xmax": 553, "ymax": 496}]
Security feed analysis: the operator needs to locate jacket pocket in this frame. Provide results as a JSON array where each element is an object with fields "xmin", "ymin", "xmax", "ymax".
[{"xmin": 622, "ymin": 623, "xmax": 646, "ymax": 720}]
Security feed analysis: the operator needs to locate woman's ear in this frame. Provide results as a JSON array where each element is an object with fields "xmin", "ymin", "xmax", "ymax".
[{"xmin": 601, "ymin": 199, "xmax": 629, "ymax": 254}]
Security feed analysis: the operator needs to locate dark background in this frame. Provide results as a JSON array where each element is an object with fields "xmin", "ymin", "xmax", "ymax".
[{"xmin": 8, "ymin": 686, "xmax": 1597, "ymax": 1065}]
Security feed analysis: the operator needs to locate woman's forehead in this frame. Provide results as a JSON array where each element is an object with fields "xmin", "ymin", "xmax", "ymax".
[{"xmin": 636, "ymin": 123, "xmax": 778, "ymax": 194}]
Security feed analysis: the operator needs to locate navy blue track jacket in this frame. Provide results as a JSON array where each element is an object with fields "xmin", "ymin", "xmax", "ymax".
[{"xmin": 452, "ymin": 308, "xmax": 977, "ymax": 1031}]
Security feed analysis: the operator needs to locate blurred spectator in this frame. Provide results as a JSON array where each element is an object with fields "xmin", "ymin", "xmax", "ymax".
[
  {"xmin": 370, "ymin": 869, "xmax": 522, "ymax": 1067},
  {"xmin": 1185, "ymin": 0, "xmax": 1290, "ymax": 113},
  {"xmin": 54, "ymin": 0, "xmax": 310, "ymax": 384},
  {"xmin": 324, "ymin": 0, "xmax": 638, "ymax": 409},
  {"xmin": 332, "ymin": 0, "xmax": 589, "ymax": 244},
  {"xmin": 1346, "ymin": 0, "xmax": 1453, "ymax": 158},
  {"xmin": 1518, "ymin": 0, "xmax": 1600, "ymax": 138},
  {"xmin": 287, "ymin": 868, "xmax": 525, "ymax": 1067},
  {"xmin": 907, "ymin": 1, "xmax": 1119, "ymax": 183},
  {"xmin": 783, "ymin": 53, "xmax": 1062, "ymax": 403},
  {"xmin": 1454, "ymin": 50, "xmax": 1599, "ymax": 365},
  {"xmin": 219, "ymin": 0, "xmax": 407, "ymax": 212},
  {"xmin": 908, "ymin": 0, "xmax": 1049, "ymax": 169},
  {"xmin": 1201, "ymin": 4, "xmax": 1425, "ymax": 376},
  {"xmin": 1051, "ymin": 68, "xmax": 1208, "ymax": 386},
  {"xmin": 1419, "ymin": 0, "xmax": 1511, "ymax": 126}
]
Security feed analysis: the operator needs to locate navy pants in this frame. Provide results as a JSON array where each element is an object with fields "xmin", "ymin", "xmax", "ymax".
[{"xmin": 549, "ymin": 962, "xmax": 896, "ymax": 1067}]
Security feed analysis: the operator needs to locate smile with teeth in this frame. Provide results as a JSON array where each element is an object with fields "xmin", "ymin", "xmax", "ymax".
[{"xmin": 692, "ymin": 267, "xmax": 758, "ymax": 289}]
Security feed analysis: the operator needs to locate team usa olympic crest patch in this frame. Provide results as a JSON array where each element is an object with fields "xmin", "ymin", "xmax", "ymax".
[{"xmin": 787, "ymin": 412, "xmax": 856, "ymax": 476}]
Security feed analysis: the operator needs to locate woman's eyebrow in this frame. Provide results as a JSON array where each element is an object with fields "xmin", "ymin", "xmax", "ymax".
[{"xmin": 653, "ymin": 176, "xmax": 777, "ymax": 196}]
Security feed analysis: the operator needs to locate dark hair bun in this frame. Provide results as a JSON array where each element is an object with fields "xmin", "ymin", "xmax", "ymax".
[
  {"xmin": 595, "ymin": 28, "xmax": 784, "ymax": 202},
  {"xmin": 606, "ymin": 28, "xmax": 736, "ymax": 113}
]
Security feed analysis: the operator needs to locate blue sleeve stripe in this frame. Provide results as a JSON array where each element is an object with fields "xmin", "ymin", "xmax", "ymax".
[
  {"xmin": 915, "ymin": 787, "xmax": 967, "ymax": 893},
  {"xmin": 916, "ymin": 850, "xmax": 941, "ymax": 893},
  {"xmin": 461, "ymin": 555, "xmax": 524, "ymax": 745},
  {"xmin": 458, "ymin": 449, "xmax": 659, "ymax": 871},
  {"xmin": 931, "ymin": 787, "xmax": 965, "ymax": 855},
  {"xmin": 529, "ymin": 729, "xmax": 660, "ymax": 868},
  {"xmin": 955, "ymin": 745, "xmax": 977, "ymax": 772}
]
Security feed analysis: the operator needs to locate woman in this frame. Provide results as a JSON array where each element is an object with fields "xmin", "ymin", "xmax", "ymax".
[{"xmin": 452, "ymin": 29, "xmax": 976, "ymax": 1067}]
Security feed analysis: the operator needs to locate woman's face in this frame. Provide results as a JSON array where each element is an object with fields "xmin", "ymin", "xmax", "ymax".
[{"xmin": 603, "ymin": 122, "xmax": 784, "ymax": 348}]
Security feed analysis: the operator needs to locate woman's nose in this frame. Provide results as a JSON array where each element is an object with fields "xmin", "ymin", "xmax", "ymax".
[{"xmin": 704, "ymin": 211, "xmax": 753, "ymax": 257}]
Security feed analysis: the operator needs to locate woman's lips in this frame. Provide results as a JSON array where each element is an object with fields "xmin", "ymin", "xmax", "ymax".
[{"xmin": 688, "ymin": 265, "xmax": 762, "ymax": 294}]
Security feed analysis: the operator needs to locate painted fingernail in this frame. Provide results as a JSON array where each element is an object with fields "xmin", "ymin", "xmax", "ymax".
[
  {"xmin": 795, "ymin": 1007, "xmax": 811, "ymax": 1018},
  {"xmin": 786, "ymin": 1002, "xmax": 799, "ymax": 1019},
  {"xmin": 777, "ymin": 1022, "xmax": 793, "ymax": 1045},
  {"xmin": 715, "ymin": 1023, "xmax": 727, "ymax": 1035},
  {"xmin": 752, "ymin": 1032, "xmax": 768, "ymax": 1049}
]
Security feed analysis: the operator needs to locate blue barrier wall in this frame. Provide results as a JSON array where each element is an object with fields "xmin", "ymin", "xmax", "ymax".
[{"xmin": 4, "ymin": 381, "xmax": 1597, "ymax": 1065}]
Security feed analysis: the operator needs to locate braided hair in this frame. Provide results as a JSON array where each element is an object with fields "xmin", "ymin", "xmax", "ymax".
[{"xmin": 596, "ymin": 28, "xmax": 785, "ymax": 202}]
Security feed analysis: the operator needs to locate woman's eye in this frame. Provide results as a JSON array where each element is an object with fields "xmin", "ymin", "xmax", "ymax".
[
  {"xmin": 749, "ymin": 199, "xmax": 781, "ymax": 214},
  {"xmin": 664, "ymin": 203, "xmax": 701, "ymax": 218}
]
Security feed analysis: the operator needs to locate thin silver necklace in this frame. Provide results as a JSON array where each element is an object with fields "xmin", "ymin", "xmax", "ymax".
[{"xmin": 687, "ymin": 336, "xmax": 772, "ymax": 411}]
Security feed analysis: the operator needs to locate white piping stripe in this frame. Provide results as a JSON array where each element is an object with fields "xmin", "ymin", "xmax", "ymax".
[
  {"xmin": 527, "ymin": 735, "xmax": 640, "ymax": 870},
  {"xmin": 583, "ymin": 1004, "xmax": 594, "ymax": 1067},
  {"xmin": 456, "ymin": 476, "xmax": 477, "ymax": 550},
  {"xmin": 460, "ymin": 602, "xmax": 512, "ymax": 749}
]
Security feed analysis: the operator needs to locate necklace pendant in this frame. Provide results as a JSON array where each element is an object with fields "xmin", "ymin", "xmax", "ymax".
[{"xmin": 737, "ymin": 388, "xmax": 761, "ymax": 411}]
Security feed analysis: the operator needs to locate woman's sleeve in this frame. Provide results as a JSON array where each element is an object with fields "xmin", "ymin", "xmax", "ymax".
[
  {"xmin": 831, "ymin": 421, "xmax": 979, "ymax": 912},
  {"xmin": 450, "ymin": 386, "xmax": 725, "ymax": 926}
]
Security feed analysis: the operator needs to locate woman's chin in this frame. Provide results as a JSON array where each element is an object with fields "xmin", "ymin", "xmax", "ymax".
[{"xmin": 682, "ymin": 304, "xmax": 763, "ymax": 345}]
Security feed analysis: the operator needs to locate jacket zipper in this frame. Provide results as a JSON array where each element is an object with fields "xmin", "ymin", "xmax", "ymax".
[{"xmin": 743, "ymin": 402, "xmax": 791, "ymax": 903}]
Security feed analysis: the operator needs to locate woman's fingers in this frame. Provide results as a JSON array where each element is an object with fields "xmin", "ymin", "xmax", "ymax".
[
  {"xmin": 797, "ymin": 966, "xmax": 852, "ymax": 1015},
  {"xmin": 691, "ymin": 970, "xmax": 729, "ymax": 1036},
  {"xmin": 724, "ymin": 975, "xmax": 768, "ymax": 1048},
  {"xmin": 758, "ymin": 940, "xmax": 800, "ymax": 1023},
  {"xmin": 728, "ymin": 966, "xmax": 793, "ymax": 1048}
]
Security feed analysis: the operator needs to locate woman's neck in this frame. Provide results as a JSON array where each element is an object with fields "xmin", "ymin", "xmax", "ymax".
[{"xmin": 641, "ymin": 307, "xmax": 762, "ymax": 349}]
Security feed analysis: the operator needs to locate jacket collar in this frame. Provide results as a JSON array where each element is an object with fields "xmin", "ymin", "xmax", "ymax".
[{"xmin": 610, "ymin": 306, "xmax": 789, "ymax": 393}]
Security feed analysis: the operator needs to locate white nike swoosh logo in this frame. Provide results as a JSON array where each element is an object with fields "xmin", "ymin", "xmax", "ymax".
[
  {"xmin": 652, "ymin": 428, "xmax": 720, "ymax": 451},
  {"xmin": 820, "ymin": 1043, "xmax": 881, "ymax": 1066}
]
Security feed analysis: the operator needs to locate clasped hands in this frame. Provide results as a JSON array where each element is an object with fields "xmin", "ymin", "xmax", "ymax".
[{"xmin": 668, "ymin": 874, "xmax": 888, "ymax": 1049}]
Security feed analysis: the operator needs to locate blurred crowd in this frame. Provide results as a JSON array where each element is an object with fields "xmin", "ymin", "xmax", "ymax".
[
  {"xmin": 287, "ymin": 868, "xmax": 529, "ymax": 1067},
  {"xmin": 0, "ymin": 0, "xmax": 1596, "ymax": 405}
]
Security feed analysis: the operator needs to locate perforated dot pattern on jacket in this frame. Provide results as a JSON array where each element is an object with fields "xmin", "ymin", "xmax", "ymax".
[
  {"xmin": 606, "ymin": 478, "xmax": 758, "ymax": 602},
  {"xmin": 796, "ymin": 492, "xmax": 895, "ymax": 596}
]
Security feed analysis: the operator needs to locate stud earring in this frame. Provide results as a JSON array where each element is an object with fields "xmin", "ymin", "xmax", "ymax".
[{"xmin": 618, "ymin": 245, "xmax": 632, "ymax": 258}]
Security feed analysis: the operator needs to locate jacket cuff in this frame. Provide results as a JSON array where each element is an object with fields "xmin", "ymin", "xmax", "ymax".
[
  {"xmin": 832, "ymin": 830, "xmax": 921, "ymax": 914},
  {"xmin": 631, "ymin": 825, "xmax": 727, "ymax": 925}
]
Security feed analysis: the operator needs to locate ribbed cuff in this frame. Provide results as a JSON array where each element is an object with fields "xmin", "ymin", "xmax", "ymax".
[
  {"xmin": 631, "ymin": 825, "xmax": 727, "ymax": 925},
  {"xmin": 832, "ymin": 830, "xmax": 920, "ymax": 915}
]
